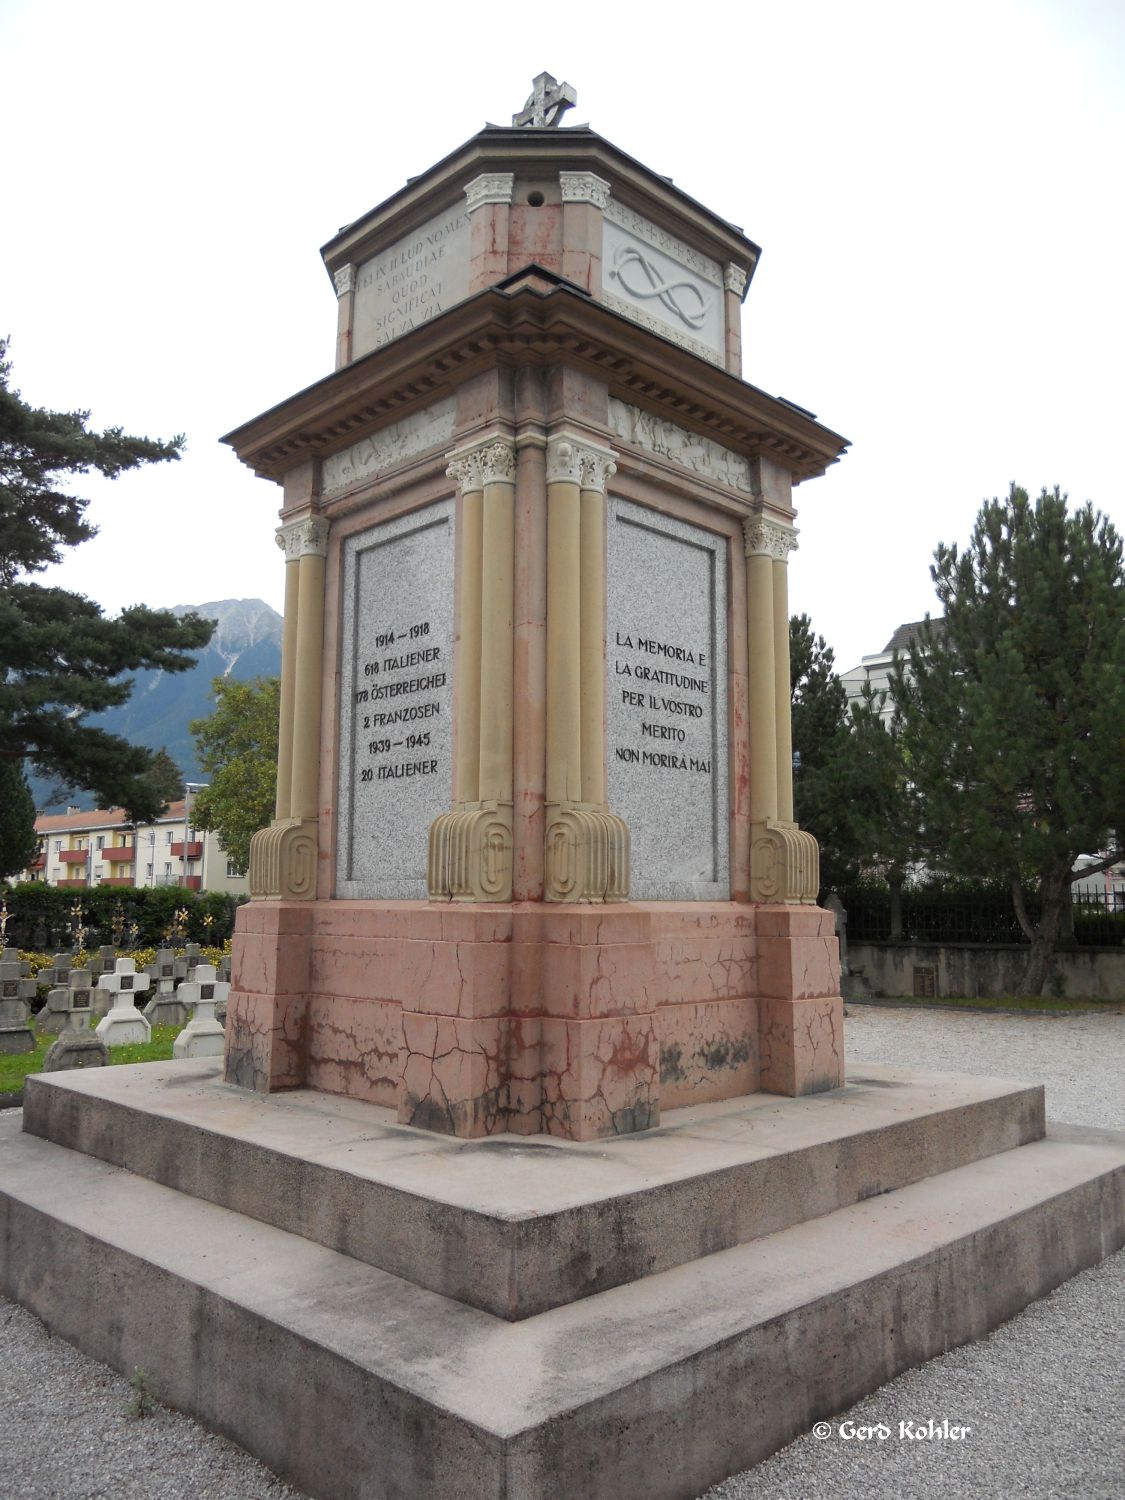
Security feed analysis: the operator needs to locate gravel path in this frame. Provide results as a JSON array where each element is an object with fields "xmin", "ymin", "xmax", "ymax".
[{"xmin": 2, "ymin": 1006, "xmax": 1122, "ymax": 1500}]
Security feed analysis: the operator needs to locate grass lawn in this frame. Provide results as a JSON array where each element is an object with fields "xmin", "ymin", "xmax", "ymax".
[
  {"xmin": 0, "ymin": 1024, "xmax": 182, "ymax": 1095},
  {"xmin": 852, "ymin": 994, "xmax": 1123, "ymax": 1014}
]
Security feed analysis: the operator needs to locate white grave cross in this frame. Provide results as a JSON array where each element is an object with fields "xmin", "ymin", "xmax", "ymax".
[
  {"xmin": 94, "ymin": 957, "xmax": 152, "ymax": 1047},
  {"xmin": 173, "ymin": 963, "xmax": 228, "ymax": 1059}
]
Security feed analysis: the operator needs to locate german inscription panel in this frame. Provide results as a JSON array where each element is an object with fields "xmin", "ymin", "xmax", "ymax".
[
  {"xmin": 336, "ymin": 501, "xmax": 454, "ymax": 898},
  {"xmin": 351, "ymin": 206, "xmax": 471, "ymax": 359},
  {"xmin": 606, "ymin": 498, "xmax": 729, "ymax": 900}
]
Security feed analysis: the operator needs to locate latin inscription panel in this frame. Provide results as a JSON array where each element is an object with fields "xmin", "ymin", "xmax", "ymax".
[
  {"xmin": 351, "ymin": 206, "xmax": 471, "ymax": 359},
  {"xmin": 607, "ymin": 498, "xmax": 729, "ymax": 900},
  {"xmin": 336, "ymin": 501, "xmax": 454, "ymax": 898}
]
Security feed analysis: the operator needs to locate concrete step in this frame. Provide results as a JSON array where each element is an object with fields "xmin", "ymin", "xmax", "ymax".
[
  {"xmin": 23, "ymin": 1060, "xmax": 1045, "ymax": 1319},
  {"xmin": 2, "ymin": 1111, "xmax": 1122, "ymax": 1500}
]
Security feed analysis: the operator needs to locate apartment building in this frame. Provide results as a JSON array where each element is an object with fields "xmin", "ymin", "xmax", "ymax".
[{"xmin": 18, "ymin": 797, "xmax": 248, "ymax": 896}]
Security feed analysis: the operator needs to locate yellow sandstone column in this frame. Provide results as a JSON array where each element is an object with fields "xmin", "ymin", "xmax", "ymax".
[
  {"xmin": 543, "ymin": 434, "xmax": 629, "ymax": 902},
  {"xmin": 744, "ymin": 514, "xmax": 817, "ymax": 902},
  {"xmin": 428, "ymin": 437, "xmax": 516, "ymax": 901},
  {"xmin": 772, "ymin": 552, "xmax": 795, "ymax": 824},
  {"xmin": 249, "ymin": 514, "xmax": 329, "ymax": 900},
  {"xmin": 274, "ymin": 537, "xmax": 300, "ymax": 820}
]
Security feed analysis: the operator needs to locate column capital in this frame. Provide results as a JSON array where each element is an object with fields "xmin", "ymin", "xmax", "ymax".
[
  {"xmin": 743, "ymin": 514, "xmax": 798, "ymax": 561},
  {"xmin": 464, "ymin": 172, "xmax": 515, "ymax": 212},
  {"xmin": 545, "ymin": 434, "xmax": 617, "ymax": 492},
  {"xmin": 446, "ymin": 435, "xmax": 517, "ymax": 492},
  {"xmin": 276, "ymin": 515, "xmax": 330, "ymax": 561},
  {"xmin": 559, "ymin": 171, "xmax": 611, "ymax": 209},
  {"xmin": 333, "ymin": 264, "xmax": 356, "ymax": 298},
  {"xmin": 724, "ymin": 263, "xmax": 748, "ymax": 298}
]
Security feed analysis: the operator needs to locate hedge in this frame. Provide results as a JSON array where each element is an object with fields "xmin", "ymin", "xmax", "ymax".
[{"xmin": 1, "ymin": 884, "xmax": 245, "ymax": 952}]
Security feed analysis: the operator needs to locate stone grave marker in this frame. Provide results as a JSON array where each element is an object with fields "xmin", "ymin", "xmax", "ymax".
[
  {"xmin": 144, "ymin": 949, "xmax": 187, "ymax": 1026},
  {"xmin": 35, "ymin": 986, "xmax": 72, "ymax": 1038},
  {"xmin": 0, "ymin": 960, "xmax": 36, "ymax": 1054},
  {"xmin": 44, "ymin": 1008, "xmax": 109, "ymax": 1072},
  {"xmin": 94, "ymin": 958, "xmax": 152, "ymax": 1047},
  {"xmin": 173, "ymin": 965, "xmax": 228, "ymax": 1059},
  {"xmin": 1, "ymin": 947, "xmax": 32, "ymax": 978},
  {"xmin": 91, "ymin": 945, "xmax": 118, "ymax": 978}
]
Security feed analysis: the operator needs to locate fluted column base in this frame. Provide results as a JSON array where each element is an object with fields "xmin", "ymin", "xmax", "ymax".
[
  {"xmin": 543, "ymin": 803, "xmax": 630, "ymax": 903},
  {"xmin": 428, "ymin": 803, "xmax": 514, "ymax": 902},
  {"xmin": 248, "ymin": 818, "xmax": 318, "ymax": 901},
  {"xmin": 749, "ymin": 819, "xmax": 819, "ymax": 904}
]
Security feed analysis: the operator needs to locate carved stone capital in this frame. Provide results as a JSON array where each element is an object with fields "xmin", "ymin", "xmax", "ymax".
[
  {"xmin": 743, "ymin": 515, "xmax": 798, "ymax": 561},
  {"xmin": 249, "ymin": 818, "xmax": 318, "ymax": 901},
  {"xmin": 276, "ymin": 516, "xmax": 330, "ymax": 561},
  {"xmin": 559, "ymin": 171, "xmax": 611, "ymax": 209},
  {"xmin": 464, "ymin": 173, "xmax": 515, "ymax": 212},
  {"xmin": 545, "ymin": 435, "xmax": 617, "ymax": 491},
  {"xmin": 724, "ymin": 263, "xmax": 748, "ymax": 297},
  {"xmin": 446, "ymin": 435, "xmax": 516, "ymax": 493},
  {"xmin": 333, "ymin": 264, "xmax": 356, "ymax": 298},
  {"xmin": 544, "ymin": 804, "xmax": 630, "ymax": 903},
  {"xmin": 428, "ymin": 803, "xmax": 513, "ymax": 901},
  {"xmin": 750, "ymin": 819, "xmax": 819, "ymax": 903}
]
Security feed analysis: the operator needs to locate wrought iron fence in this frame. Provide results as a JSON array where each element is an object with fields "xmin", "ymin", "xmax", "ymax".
[{"xmin": 840, "ymin": 884, "xmax": 1125, "ymax": 948}]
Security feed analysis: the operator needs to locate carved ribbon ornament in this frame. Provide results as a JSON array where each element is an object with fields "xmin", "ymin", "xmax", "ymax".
[{"xmin": 609, "ymin": 245, "xmax": 712, "ymax": 330}]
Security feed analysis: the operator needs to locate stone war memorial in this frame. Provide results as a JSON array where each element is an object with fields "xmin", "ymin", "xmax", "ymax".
[{"xmin": 2, "ymin": 75, "xmax": 1124, "ymax": 1500}]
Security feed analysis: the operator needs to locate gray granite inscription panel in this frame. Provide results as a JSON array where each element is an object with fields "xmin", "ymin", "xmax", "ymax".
[
  {"xmin": 352, "ymin": 206, "xmax": 471, "ymax": 359},
  {"xmin": 336, "ymin": 500, "xmax": 454, "ymax": 899},
  {"xmin": 606, "ymin": 498, "xmax": 729, "ymax": 900}
]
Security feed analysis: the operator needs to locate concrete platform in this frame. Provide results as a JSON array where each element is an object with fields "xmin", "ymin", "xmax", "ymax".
[
  {"xmin": 2, "ymin": 1064, "xmax": 1124, "ymax": 1500},
  {"xmin": 22, "ymin": 1061, "xmax": 1044, "ymax": 1318}
]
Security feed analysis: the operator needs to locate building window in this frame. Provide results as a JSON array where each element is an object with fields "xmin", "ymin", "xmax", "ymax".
[
  {"xmin": 54, "ymin": 840, "xmax": 61, "ymax": 854},
  {"xmin": 146, "ymin": 863, "xmax": 153, "ymax": 878},
  {"xmin": 226, "ymin": 860, "xmax": 241, "ymax": 878},
  {"xmin": 166, "ymin": 830, "xmax": 174, "ymax": 845},
  {"xmin": 164, "ymin": 862, "xmax": 172, "ymax": 876},
  {"xmin": 96, "ymin": 835, "xmax": 105, "ymax": 850}
]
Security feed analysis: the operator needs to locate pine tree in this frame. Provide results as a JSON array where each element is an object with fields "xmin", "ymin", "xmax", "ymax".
[
  {"xmin": 0, "ymin": 339, "xmax": 214, "ymax": 822},
  {"xmin": 892, "ymin": 484, "xmax": 1125, "ymax": 994},
  {"xmin": 0, "ymin": 759, "xmax": 37, "ymax": 878}
]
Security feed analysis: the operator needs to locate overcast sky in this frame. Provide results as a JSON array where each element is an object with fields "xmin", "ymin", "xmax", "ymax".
[{"xmin": 3, "ymin": 0, "xmax": 1122, "ymax": 674}]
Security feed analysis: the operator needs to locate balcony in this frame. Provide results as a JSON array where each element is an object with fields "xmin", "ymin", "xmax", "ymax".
[
  {"xmin": 59, "ymin": 849, "xmax": 90, "ymax": 864},
  {"xmin": 100, "ymin": 876, "xmax": 136, "ymax": 887},
  {"xmin": 177, "ymin": 875, "xmax": 202, "ymax": 891},
  {"xmin": 102, "ymin": 845, "xmax": 135, "ymax": 862},
  {"xmin": 170, "ymin": 841, "xmax": 203, "ymax": 859},
  {"xmin": 28, "ymin": 854, "xmax": 45, "ymax": 871},
  {"xmin": 57, "ymin": 877, "xmax": 88, "ymax": 889}
]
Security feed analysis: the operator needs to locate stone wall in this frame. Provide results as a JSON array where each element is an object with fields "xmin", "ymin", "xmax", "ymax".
[{"xmin": 849, "ymin": 941, "xmax": 1125, "ymax": 1001}]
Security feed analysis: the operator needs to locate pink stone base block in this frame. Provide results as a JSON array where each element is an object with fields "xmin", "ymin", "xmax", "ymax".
[{"xmin": 223, "ymin": 899, "xmax": 842, "ymax": 1138}]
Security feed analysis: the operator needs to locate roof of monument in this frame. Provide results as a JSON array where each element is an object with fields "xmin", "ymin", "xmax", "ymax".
[{"xmin": 320, "ymin": 125, "xmax": 761, "ymax": 287}]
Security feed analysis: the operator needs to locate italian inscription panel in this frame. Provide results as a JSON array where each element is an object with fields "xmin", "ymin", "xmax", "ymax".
[
  {"xmin": 336, "ymin": 501, "xmax": 454, "ymax": 898},
  {"xmin": 606, "ymin": 498, "xmax": 729, "ymax": 900},
  {"xmin": 351, "ymin": 206, "xmax": 471, "ymax": 359}
]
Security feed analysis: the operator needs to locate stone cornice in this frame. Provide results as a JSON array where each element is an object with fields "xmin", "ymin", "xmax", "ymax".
[
  {"xmin": 276, "ymin": 515, "xmax": 330, "ymax": 560},
  {"xmin": 333, "ymin": 264, "xmax": 356, "ymax": 298},
  {"xmin": 223, "ymin": 283, "xmax": 849, "ymax": 485}
]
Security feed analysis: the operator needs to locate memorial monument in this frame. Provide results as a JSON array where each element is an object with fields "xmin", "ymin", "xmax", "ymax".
[
  {"xmin": 3, "ymin": 78, "xmax": 1123, "ymax": 1500},
  {"xmin": 223, "ymin": 73, "xmax": 848, "ymax": 1138}
]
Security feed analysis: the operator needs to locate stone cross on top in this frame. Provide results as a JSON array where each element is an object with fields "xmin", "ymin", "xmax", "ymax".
[{"xmin": 512, "ymin": 72, "xmax": 576, "ymax": 128}]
